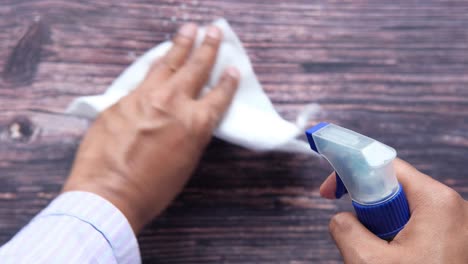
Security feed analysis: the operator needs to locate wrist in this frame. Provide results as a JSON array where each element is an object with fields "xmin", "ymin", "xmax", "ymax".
[{"xmin": 63, "ymin": 171, "xmax": 150, "ymax": 234}]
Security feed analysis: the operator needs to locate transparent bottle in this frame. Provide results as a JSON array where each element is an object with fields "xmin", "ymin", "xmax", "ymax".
[{"xmin": 306, "ymin": 122, "xmax": 410, "ymax": 239}]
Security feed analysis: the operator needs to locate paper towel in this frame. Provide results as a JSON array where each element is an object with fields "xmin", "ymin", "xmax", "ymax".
[{"xmin": 66, "ymin": 19, "xmax": 319, "ymax": 154}]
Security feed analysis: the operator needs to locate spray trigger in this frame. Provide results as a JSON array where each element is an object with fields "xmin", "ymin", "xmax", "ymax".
[{"xmin": 335, "ymin": 173, "xmax": 348, "ymax": 199}]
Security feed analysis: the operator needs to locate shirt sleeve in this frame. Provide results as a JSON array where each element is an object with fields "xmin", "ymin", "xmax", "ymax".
[{"xmin": 0, "ymin": 191, "xmax": 141, "ymax": 264}]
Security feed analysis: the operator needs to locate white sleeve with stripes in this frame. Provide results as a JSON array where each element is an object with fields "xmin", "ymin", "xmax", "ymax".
[{"xmin": 0, "ymin": 191, "xmax": 141, "ymax": 264}]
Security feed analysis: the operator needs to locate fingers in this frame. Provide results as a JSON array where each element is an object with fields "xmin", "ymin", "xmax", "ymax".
[
  {"xmin": 393, "ymin": 158, "xmax": 445, "ymax": 212},
  {"xmin": 171, "ymin": 25, "xmax": 223, "ymax": 97},
  {"xmin": 145, "ymin": 23, "xmax": 198, "ymax": 84},
  {"xmin": 329, "ymin": 212, "xmax": 388, "ymax": 262},
  {"xmin": 320, "ymin": 172, "xmax": 337, "ymax": 199},
  {"xmin": 197, "ymin": 67, "xmax": 240, "ymax": 128}
]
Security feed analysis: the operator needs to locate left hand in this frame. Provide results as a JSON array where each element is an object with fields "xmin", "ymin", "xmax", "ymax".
[{"xmin": 63, "ymin": 23, "xmax": 240, "ymax": 233}]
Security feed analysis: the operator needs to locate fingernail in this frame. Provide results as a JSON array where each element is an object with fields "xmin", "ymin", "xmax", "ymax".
[
  {"xmin": 178, "ymin": 23, "xmax": 197, "ymax": 38},
  {"xmin": 206, "ymin": 25, "xmax": 221, "ymax": 40},
  {"xmin": 225, "ymin": 67, "xmax": 240, "ymax": 79}
]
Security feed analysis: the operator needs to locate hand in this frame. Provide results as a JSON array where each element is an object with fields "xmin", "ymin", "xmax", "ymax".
[
  {"xmin": 320, "ymin": 159, "xmax": 468, "ymax": 263},
  {"xmin": 62, "ymin": 23, "xmax": 240, "ymax": 234}
]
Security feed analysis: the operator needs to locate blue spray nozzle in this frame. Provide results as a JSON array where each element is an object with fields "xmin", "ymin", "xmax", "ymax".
[
  {"xmin": 305, "ymin": 122, "xmax": 329, "ymax": 152},
  {"xmin": 335, "ymin": 173, "xmax": 348, "ymax": 199},
  {"xmin": 306, "ymin": 122, "xmax": 410, "ymax": 240}
]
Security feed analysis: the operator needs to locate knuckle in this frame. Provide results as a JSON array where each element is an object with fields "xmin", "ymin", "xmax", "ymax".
[
  {"xmin": 328, "ymin": 216, "xmax": 339, "ymax": 234},
  {"xmin": 173, "ymin": 33, "xmax": 193, "ymax": 48},
  {"xmin": 204, "ymin": 99, "xmax": 222, "ymax": 114},
  {"xmin": 436, "ymin": 188, "xmax": 462, "ymax": 210},
  {"xmin": 189, "ymin": 54, "xmax": 209, "ymax": 69},
  {"xmin": 329, "ymin": 213, "xmax": 349, "ymax": 234},
  {"xmin": 196, "ymin": 109, "xmax": 217, "ymax": 134},
  {"xmin": 160, "ymin": 56, "xmax": 178, "ymax": 70},
  {"xmin": 147, "ymin": 90, "xmax": 179, "ymax": 114},
  {"xmin": 202, "ymin": 35, "xmax": 220, "ymax": 47}
]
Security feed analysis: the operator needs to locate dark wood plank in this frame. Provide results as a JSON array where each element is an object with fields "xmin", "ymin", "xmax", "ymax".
[{"xmin": 1, "ymin": 0, "xmax": 468, "ymax": 263}]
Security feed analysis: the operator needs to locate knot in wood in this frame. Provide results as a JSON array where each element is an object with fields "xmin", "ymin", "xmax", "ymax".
[{"xmin": 8, "ymin": 116, "xmax": 34, "ymax": 141}]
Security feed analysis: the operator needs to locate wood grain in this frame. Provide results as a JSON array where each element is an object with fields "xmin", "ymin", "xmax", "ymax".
[{"xmin": 1, "ymin": 0, "xmax": 468, "ymax": 263}]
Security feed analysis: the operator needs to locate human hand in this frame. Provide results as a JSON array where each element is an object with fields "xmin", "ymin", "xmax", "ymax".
[
  {"xmin": 320, "ymin": 159, "xmax": 468, "ymax": 264},
  {"xmin": 63, "ymin": 23, "xmax": 240, "ymax": 234}
]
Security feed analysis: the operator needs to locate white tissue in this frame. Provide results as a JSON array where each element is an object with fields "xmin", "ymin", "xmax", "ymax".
[{"xmin": 66, "ymin": 19, "xmax": 319, "ymax": 153}]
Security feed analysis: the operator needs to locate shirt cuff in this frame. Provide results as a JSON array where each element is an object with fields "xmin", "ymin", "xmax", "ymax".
[{"xmin": 35, "ymin": 191, "xmax": 141, "ymax": 264}]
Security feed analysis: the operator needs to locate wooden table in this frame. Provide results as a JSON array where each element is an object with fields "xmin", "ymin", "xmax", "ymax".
[{"xmin": 1, "ymin": 0, "xmax": 468, "ymax": 263}]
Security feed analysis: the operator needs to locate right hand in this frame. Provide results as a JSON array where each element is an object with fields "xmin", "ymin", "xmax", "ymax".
[{"xmin": 320, "ymin": 159, "xmax": 468, "ymax": 264}]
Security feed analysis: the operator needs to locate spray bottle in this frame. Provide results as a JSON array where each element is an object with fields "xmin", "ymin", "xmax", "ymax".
[{"xmin": 305, "ymin": 122, "xmax": 410, "ymax": 240}]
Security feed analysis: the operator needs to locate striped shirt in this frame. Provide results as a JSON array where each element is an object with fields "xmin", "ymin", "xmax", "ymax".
[{"xmin": 0, "ymin": 191, "xmax": 141, "ymax": 263}]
